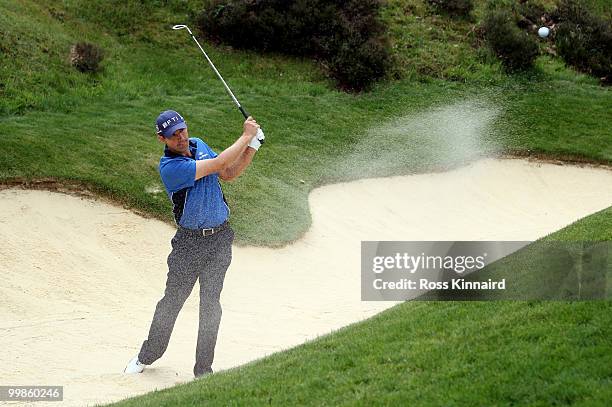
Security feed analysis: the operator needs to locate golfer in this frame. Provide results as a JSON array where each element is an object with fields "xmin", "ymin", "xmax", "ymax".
[{"xmin": 124, "ymin": 110, "xmax": 262, "ymax": 377}]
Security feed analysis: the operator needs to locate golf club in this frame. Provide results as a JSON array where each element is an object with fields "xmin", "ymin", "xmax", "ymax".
[{"xmin": 172, "ymin": 24, "xmax": 264, "ymax": 144}]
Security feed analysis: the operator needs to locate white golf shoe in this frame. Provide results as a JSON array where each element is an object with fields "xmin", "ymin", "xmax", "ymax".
[{"xmin": 124, "ymin": 356, "xmax": 145, "ymax": 374}]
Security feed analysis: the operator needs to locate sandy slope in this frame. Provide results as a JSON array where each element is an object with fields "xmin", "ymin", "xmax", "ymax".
[{"xmin": 1, "ymin": 158, "xmax": 611, "ymax": 406}]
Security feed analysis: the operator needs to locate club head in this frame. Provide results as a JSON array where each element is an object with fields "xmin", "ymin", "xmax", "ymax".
[{"xmin": 172, "ymin": 24, "xmax": 192, "ymax": 35}]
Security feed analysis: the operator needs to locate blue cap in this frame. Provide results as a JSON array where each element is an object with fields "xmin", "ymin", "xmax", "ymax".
[{"xmin": 156, "ymin": 110, "xmax": 187, "ymax": 138}]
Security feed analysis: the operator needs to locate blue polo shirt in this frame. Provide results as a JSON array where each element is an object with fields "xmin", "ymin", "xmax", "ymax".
[{"xmin": 159, "ymin": 137, "xmax": 229, "ymax": 229}]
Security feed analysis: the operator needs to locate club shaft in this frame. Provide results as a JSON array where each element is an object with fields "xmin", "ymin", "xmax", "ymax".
[{"xmin": 187, "ymin": 34, "xmax": 250, "ymax": 118}]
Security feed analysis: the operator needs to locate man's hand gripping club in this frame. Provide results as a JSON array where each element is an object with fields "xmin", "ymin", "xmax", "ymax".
[{"xmin": 195, "ymin": 117, "xmax": 262, "ymax": 181}]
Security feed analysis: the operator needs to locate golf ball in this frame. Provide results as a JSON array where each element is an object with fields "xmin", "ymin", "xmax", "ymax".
[{"xmin": 538, "ymin": 27, "xmax": 550, "ymax": 38}]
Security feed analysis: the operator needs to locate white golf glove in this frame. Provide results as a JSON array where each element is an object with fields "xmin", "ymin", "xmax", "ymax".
[{"xmin": 248, "ymin": 128, "xmax": 265, "ymax": 151}]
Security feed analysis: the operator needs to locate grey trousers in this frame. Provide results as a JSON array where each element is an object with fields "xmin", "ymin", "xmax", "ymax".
[{"xmin": 138, "ymin": 223, "xmax": 234, "ymax": 377}]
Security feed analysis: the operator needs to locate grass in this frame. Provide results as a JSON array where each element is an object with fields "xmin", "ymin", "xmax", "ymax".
[
  {"xmin": 111, "ymin": 303, "xmax": 612, "ymax": 406},
  {"xmin": 422, "ymin": 206, "xmax": 612, "ymax": 302},
  {"xmin": 1, "ymin": 0, "xmax": 610, "ymax": 245},
  {"xmin": 1, "ymin": 1, "xmax": 611, "ymax": 405},
  {"xmin": 495, "ymin": 57, "xmax": 612, "ymax": 162},
  {"xmin": 110, "ymin": 202, "xmax": 612, "ymax": 406}
]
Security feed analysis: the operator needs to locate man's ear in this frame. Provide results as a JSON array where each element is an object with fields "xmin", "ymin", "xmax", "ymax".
[{"xmin": 157, "ymin": 134, "xmax": 166, "ymax": 144}]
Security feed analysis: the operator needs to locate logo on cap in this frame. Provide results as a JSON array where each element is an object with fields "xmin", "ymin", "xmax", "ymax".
[{"xmin": 156, "ymin": 110, "xmax": 187, "ymax": 138}]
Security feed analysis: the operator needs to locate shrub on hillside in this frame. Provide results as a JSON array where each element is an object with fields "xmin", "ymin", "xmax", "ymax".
[
  {"xmin": 482, "ymin": 10, "xmax": 539, "ymax": 72},
  {"xmin": 426, "ymin": 0, "xmax": 474, "ymax": 18},
  {"xmin": 196, "ymin": 0, "xmax": 391, "ymax": 91},
  {"xmin": 69, "ymin": 42, "xmax": 104, "ymax": 73},
  {"xmin": 328, "ymin": 37, "xmax": 390, "ymax": 91},
  {"xmin": 553, "ymin": 0, "xmax": 611, "ymax": 84},
  {"xmin": 518, "ymin": 1, "xmax": 547, "ymax": 22},
  {"xmin": 515, "ymin": 1, "xmax": 547, "ymax": 29}
]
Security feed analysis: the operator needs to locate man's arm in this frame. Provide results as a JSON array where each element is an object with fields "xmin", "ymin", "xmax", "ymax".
[
  {"xmin": 195, "ymin": 117, "xmax": 259, "ymax": 181},
  {"xmin": 219, "ymin": 147, "xmax": 256, "ymax": 181}
]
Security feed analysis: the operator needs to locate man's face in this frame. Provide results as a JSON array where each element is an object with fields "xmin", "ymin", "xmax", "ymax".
[{"xmin": 159, "ymin": 127, "xmax": 189, "ymax": 154}]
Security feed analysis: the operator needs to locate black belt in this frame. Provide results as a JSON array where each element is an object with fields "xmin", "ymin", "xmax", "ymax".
[{"xmin": 180, "ymin": 220, "xmax": 228, "ymax": 237}]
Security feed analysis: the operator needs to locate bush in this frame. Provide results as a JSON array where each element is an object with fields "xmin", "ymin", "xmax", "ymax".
[
  {"xmin": 553, "ymin": 0, "xmax": 611, "ymax": 84},
  {"xmin": 515, "ymin": 0, "xmax": 547, "ymax": 29},
  {"xmin": 69, "ymin": 42, "xmax": 104, "ymax": 73},
  {"xmin": 426, "ymin": 0, "xmax": 474, "ymax": 18},
  {"xmin": 196, "ymin": 0, "xmax": 391, "ymax": 91},
  {"xmin": 328, "ymin": 37, "xmax": 390, "ymax": 91},
  {"xmin": 482, "ymin": 10, "xmax": 540, "ymax": 72}
]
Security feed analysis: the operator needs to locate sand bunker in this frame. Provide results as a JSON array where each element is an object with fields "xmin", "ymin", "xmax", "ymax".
[{"xmin": 1, "ymin": 158, "xmax": 612, "ymax": 406}]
